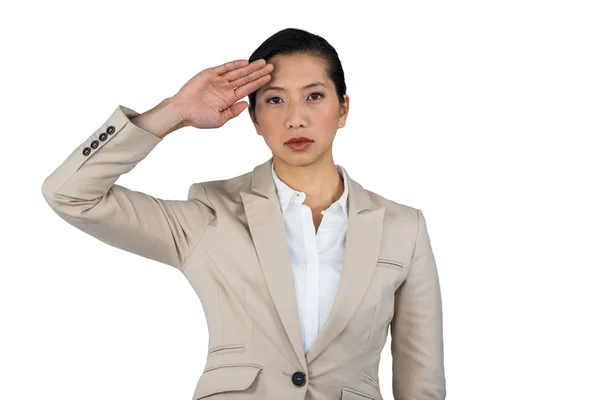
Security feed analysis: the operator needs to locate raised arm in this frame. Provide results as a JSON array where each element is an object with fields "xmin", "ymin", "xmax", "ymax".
[
  {"xmin": 41, "ymin": 58, "xmax": 274, "ymax": 270},
  {"xmin": 41, "ymin": 103, "xmax": 216, "ymax": 269},
  {"xmin": 390, "ymin": 209, "xmax": 446, "ymax": 399}
]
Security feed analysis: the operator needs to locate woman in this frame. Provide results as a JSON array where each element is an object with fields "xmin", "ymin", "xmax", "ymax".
[{"xmin": 42, "ymin": 28, "xmax": 446, "ymax": 400}]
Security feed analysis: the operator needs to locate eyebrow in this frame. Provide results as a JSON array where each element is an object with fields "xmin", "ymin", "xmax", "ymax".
[{"xmin": 261, "ymin": 81, "xmax": 327, "ymax": 93}]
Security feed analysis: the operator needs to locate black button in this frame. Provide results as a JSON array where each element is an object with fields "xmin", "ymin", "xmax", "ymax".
[
  {"xmin": 82, "ymin": 147, "xmax": 91, "ymax": 156},
  {"xmin": 107, "ymin": 125, "xmax": 115, "ymax": 134},
  {"xmin": 90, "ymin": 140, "xmax": 99, "ymax": 149},
  {"xmin": 99, "ymin": 132, "xmax": 108, "ymax": 141},
  {"xmin": 291, "ymin": 371, "xmax": 306, "ymax": 387}
]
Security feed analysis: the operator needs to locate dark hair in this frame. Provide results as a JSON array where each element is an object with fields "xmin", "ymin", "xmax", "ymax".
[{"xmin": 247, "ymin": 28, "xmax": 347, "ymax": 114}]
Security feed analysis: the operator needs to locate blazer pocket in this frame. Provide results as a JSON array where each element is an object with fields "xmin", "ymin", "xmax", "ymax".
[
  {"xmin": 376, "ymin": 258, "xmax": 404, "ymax": 271},
  {"xmin": 207, "ymin": 343, "xmax": 246, "ymax": 355},
  {"xmin": 194, "ymin": 363, "xmax": 263, "ymax": 400},
  {"xmin": 341, "ymin": 387, "xmax": 378, "ymax": 400}
]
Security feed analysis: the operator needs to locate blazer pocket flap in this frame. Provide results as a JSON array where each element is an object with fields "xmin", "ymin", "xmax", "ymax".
[
  {"xmin": 376, "ymin": 258, "xmax": 404, "ymax": 269},
  {"xmin": 341, "ymin": 387, "xmax": 378, "ymax": 400},
  {"xmin": 193, "ymin": 363, "xmax": 263, "ymax": 400}
]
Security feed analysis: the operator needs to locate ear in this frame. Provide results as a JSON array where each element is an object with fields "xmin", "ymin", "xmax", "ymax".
[
  {"xmin": 338, "ymin": 94, "xmax": 350, "ymax": 128},
  {"xmin": 248, "ymin": 108, "xmax": 262, "ymax": 135}
]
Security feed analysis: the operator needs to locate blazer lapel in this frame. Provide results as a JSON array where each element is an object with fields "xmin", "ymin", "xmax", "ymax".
[
  {"xmin": 305, "ymin": 165, "xmax": 385, "ymax": 365},
  {"xmin": 241, "ymin": 158, "xmax": 307, "ymax": 371},
  {"xmin": 240, "ymin": 157, "xmax": 385, "ymax": 369}
]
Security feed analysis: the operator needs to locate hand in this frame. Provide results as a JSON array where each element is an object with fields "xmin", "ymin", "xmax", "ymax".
[{"xmin": 170, "ymin": 59, "xmax": 273, "ymax": 129}]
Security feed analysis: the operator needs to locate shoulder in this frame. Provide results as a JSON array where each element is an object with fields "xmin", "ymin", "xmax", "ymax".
[{"xmin": 187, "ymin": 170, "xmax": 253, "ymax": 205}]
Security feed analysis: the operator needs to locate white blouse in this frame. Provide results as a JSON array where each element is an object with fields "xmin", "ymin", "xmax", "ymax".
[{"xmin": 271, "ymin": 162, "xmax": 350, "ymax": 354}]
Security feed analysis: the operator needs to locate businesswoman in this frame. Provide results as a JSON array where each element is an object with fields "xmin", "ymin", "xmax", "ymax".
[{"xmin": 42, "ymin": 28, "xmax": 446, "ymax": 400}]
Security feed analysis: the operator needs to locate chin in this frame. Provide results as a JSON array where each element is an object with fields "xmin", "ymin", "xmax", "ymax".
[{"xmin": 276, "ymin": 151, "xmax": 321, "ymax": 167}]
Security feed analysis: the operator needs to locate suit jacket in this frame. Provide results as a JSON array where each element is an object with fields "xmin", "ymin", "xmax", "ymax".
[{"xmin": 41, "ymin": 105, "xmax": 446, "ymax": 400}]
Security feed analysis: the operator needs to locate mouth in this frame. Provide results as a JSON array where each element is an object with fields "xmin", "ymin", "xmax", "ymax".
[
  {"xmin": 285, "ymin": 139, "xmax": 314, "ymax": 150},
  {"xmin": 285, "ymin": 137, "xmax": 314, "ymax": 144}
]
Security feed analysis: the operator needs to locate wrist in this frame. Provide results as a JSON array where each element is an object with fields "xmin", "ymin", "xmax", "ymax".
[{"xmin": 131, "ymin": 98, "xmax": 185, "ymax": 139}]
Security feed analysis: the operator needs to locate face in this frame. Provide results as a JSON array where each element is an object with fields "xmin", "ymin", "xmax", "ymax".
[{"xmin": 249, "ymin": 53, "xmax": 349, "ymax": 167}]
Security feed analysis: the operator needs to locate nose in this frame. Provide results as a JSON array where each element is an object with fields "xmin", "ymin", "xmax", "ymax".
[{"xmin": 285, "ymin": 101, "xmax": 308, "ymax": 129}]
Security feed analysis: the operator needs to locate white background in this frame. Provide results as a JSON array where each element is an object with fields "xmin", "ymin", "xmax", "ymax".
[{"xmin": 2, "ymin": 1, "xmax": 599, "ymax": 399}]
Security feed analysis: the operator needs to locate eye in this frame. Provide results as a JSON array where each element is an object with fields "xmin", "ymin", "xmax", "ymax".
[
  {"xmin": 266, "ymin": 92, "xmax": 324, "ymax": 104},
  {"xmin": 266, "ymin": 96, "xmax": 282, "ymax": 105}
]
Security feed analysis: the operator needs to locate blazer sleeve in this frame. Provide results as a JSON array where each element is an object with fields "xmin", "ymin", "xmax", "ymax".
[
  {"xmin": 41, "ymin": 105, "xmax": 216, "ymax": 270},
  {"xmin": 390, "ymin": 209, "xmax": 446, "ymax": 399}
]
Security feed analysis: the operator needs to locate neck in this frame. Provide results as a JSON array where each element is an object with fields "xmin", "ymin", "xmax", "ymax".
[{"xmin": 273, "ymin": 154, "xmax": 344, "ymax": 210}]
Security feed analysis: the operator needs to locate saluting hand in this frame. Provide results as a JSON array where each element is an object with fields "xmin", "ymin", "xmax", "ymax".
[{"xmin": 171, "ymin": 59, "xmax": 273, "ymax": 129}]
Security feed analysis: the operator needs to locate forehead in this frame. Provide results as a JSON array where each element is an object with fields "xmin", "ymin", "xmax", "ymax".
[{"xmin": 258, "ymin": 53, "xmax": 330, "ymax": 93}]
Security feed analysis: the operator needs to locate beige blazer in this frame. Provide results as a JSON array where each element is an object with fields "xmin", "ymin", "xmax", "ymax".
[{"xmin": 41, "ymin": 105, "xmax": 446, "ymax": 400}]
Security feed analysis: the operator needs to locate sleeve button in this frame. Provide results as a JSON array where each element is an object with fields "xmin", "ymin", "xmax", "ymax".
[
  {"xmin": 106, "ymin": 125, "xmax": 115, "ymax": 134},
  {"xmin": 82, "ymin": 147, "xmax": 91, "ymax": 156},
  {"xmin": 90, "ymin": 140, "xmax": 99, "ymax": 149},
  {"xmin": 99, "ymin": 132, "xmax": 108, "ymax": 141}
]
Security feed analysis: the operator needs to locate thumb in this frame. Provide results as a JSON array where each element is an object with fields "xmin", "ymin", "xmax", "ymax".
[{"xmin": 222, "ymin": 101, "xmax": 248, "ymax": 123}]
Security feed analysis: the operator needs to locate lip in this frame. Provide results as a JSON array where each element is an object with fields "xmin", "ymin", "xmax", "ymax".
[
  {"xmin": 285, "ymin": 140, "xmax": 313, "ymax": 150},
  {"xmin": 285, "ymin": 137, "xmax": 313, "ymax": 144}
]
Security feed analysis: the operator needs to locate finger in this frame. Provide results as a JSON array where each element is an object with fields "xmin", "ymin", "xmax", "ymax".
[
  {"xmin": 222, "ymin": 59, "xmax": 267, "ymax": 82},
  {"xmin": 212, "ymin": 59, "xmax": 249, "ymax": 75},
  {"xmin": 234, "ymin": 74, "xmax": 272, "ymax": 101},
  {"xmin": 230, "ymin": 63, "xmax": 273, "ymax": 89},
  {"xmin": 221, "ymin": 101, "xmax": 248, "ymax": 123}
]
